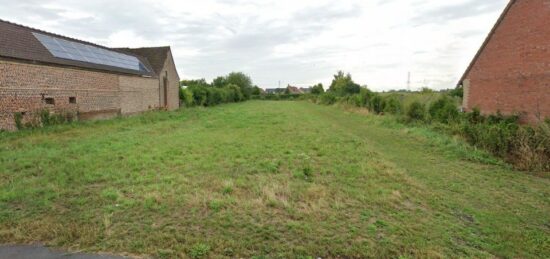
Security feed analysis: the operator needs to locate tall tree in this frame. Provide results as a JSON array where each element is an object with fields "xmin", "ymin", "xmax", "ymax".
[
  {"xmin": 212, "ymin": 76, "xmax": 227, "ymax": 88},
  {"xmin": 311, "ymin": 83, "xmax": 325, "ymax": 94},
  {"xmin": 328, "ymin": 71, "xmax": 360, "ymax": 96},
  {"xmin": 226, "ymin": 72, "xmax": 254, "ymax": 99}
]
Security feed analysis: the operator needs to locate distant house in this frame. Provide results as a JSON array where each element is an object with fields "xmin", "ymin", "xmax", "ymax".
[
  {"xmin": 457, "ymin": 0, "xmax": 550, "ymax": 123},
  {"xmin": 0, "ymin": 19, "xmax": 180, "ymax": 131}
]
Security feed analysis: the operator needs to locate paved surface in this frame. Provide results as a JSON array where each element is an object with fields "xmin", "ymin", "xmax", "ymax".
[{"xmin": 0, "ymin": 245, "xmax": 128, "ymax": 259}]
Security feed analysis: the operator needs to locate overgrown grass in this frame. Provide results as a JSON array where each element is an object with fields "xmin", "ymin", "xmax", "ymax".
[
  {"xmin": 1, "ymin": 101, "xmax": 549, "ymax": 258},
  {"xmin": 304, "ymin": 90, "xmax": 549, "ymax": 171}
]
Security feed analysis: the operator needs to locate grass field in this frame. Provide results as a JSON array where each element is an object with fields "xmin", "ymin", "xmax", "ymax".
[{"xmin": 1, "ymin": 101, "xmax": 549, "ymax": 258}]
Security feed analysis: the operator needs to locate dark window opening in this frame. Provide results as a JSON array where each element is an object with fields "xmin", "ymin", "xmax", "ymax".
[
  {"xmin": 45, "ymin": 97, "xmax": 55, "ymax": 105},
  {"xmin": 69, "ymin": 97, "xmax": 77, "ymax": 104}
]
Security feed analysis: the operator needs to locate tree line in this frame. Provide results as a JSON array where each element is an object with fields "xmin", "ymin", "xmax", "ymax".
[{"xmin": 179, "ymin": 72, "xmax": 261, "ymax": 107}]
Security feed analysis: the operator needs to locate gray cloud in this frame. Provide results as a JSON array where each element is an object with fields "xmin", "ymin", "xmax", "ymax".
[
  {"xmin": 0, "ymin": 0, "xmax": 509, "ymax": 90},
  {"xmin": 411, "ymin": 0, "xmax": 503, "ymax": 26}
]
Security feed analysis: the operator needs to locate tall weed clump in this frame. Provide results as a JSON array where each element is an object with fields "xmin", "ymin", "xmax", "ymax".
[
  {"xmin": 319, "ymin": 92, "xmax": 337, "ymax": 105},
  {"xmin": 14, "ymin": 109, "xmax": 77, "ymax": 130},
  {"xmin": 511, "ymin": 123, "xmax": 550, "ymax": 171},
  {"xmin": 384, "ymin": 97, "xmax": 402, "ymax": 115},
  {"xmin": 458, "ymin": 112, "xmax": 549, "ymax": 171},
  {"xmin": 407, "ymin": 101, "xmax": 426, "ymax": 122},
  {"xmin": 429, "ymin": 96, "xmax": 460, "ymax": 123}
]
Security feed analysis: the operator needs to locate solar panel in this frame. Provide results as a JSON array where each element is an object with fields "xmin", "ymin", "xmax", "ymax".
[{"xmin": 33, "ymin": 32, "xmax": 149, "ymax": 73}]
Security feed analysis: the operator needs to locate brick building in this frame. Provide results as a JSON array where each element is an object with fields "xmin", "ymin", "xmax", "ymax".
[
  {"xmin": 0, "ymin": 19, "xmax": 180, "ymax": 131},
  {"xmin": 458, "ymin": 0, "xmax": 550, "ymax": 123}
]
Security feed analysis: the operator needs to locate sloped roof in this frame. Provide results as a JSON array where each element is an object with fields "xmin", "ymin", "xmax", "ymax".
[
  {"xmin": 0, "ymin": 19, "xmax": 156, "ymax": 77},
  {"xmin": 457, "ymin": 0, "xmax": 517, "ymax": 86},
  {"xmin": 113, "ymin": 47, "xmax": 170, "ymax": 75}
]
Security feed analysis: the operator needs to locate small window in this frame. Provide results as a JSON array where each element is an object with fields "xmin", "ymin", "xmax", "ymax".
[
  {"xmin": 45, "ymin": 97, "xmax": 55, "ymax": 105},
  {"xmin": 69, "ymin": 97, "xmax": 77, "ymax": 104}
]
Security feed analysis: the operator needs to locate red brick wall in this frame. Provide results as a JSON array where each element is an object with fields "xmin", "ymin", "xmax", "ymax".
[
  {"xmin": 463, "ymin": 0, "xmax": 550, "ymax": 123},
  {"xmin": 0, "ymin": 60, "xmax": 161, "ymax": 131}
]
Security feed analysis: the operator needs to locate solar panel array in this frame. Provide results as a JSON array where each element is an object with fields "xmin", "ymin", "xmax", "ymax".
[{"xmin": 33, "ymin": 32, "xmax": 149, "ymax": 73}]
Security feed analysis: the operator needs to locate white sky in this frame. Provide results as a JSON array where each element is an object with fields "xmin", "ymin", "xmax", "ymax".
[{"xmin": 0, "ymin": 0, "xmax": 509, "ymax": 90}]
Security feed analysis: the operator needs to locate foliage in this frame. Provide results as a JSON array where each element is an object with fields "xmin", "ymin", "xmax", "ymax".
[
  {"xmin": 449, "ymin": 87, "xmax": 464, "ymax": 98},
  {"xmin": 181, "ymin": 72, "xmax": 252, "ymax": 107},
  {"xmin": 353, "ymin": 88, "xmax": 374, "ymax": 108},
  {"xmin": 462, "ymin": 121, "xmax": 519, "ymax": 157},
  {"xmin": 319, "ymin": 92, "xmax": 337, "ymax": 105},
  {"xmin": 179, "ymin": 88, "xmax": 194, "ymax": 107},
  {"xmin": 383, "ymin": 97, "xmax": 402, "ymax": 115},
  {"xmin": 189, "ymin": 243, "xmax": 210, "ymax": 258},
  {"xmin": 406, "ymin": 101, "xmax": 426, "ymax": 121},
  {"xmin": 188, "ymin": 85, "xmax": 208, "ymax": 106},
  {"xmin": 369, "ymin": 94, "xmax": 385, "ymax": 114},
  {"xmin": 420, "ymin": 87, "xmax": 434, "ymax": 94},
  {"xmin": 428, "ymin": 96, "xmax": 460, "ymax": 123},
  {"xmin": 12, "ymin": 109, "xmax": 77, "ymax": 130},
  {"xmin": 251, "ymin": 86, "xmax": 262, "ymax": 96},
  {"xmin": 328, "ymin": 71, "xmax": 361, "ymax": 96},
  {"xmin": 226, "ymin": 72, "xmax": 254, "ymax": 99},
  {"xmin": 212, "ymin": 76, "xmax": 227, "ymax": 88},
  {"xmin": 311, "ymin": 83, "xmax": 325, "ymax": 95}
]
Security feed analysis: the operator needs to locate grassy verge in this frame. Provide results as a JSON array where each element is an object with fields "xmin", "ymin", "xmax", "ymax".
[{"xmin": 1, "ymin": 101, "xmax": 549, "ymax": 258}]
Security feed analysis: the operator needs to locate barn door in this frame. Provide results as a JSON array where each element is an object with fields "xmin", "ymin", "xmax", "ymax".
[{"xmin": 163, "ymin": 76, "xmax": 168, "ymax": 109}]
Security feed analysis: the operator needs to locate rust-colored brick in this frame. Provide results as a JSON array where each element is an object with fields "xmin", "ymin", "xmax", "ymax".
[
  {"xmin": 0, "ymin": 60, "xmax": 162, "ymax": 131},
  {"xmin": 460, "ymin": 0, "xmax": 550, "ymax": 123}
]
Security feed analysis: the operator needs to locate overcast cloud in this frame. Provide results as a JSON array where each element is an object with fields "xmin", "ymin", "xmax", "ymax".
[{"xmin": 0, "ymin": 0, "xmax": 508, "ymax": 90}]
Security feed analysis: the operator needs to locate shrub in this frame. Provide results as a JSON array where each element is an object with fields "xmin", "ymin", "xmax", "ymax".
[
  {"xmin": 225, "ymin": 84, "xmax": 244, "ymax": 102},
  {"xmin": 466, "ymin": 107, "xmax": 484, "ymax": 124},
  {"xmin": 487, "ymin": 111, "xmax": 519, "ymax": 125},
  {"xmin": 354, "ymin": 88, "xmax": 374, "ymax": 108},
  {"xmin": 226, "ymin": 72, "xmax": 253, "ymax": 100},
  {"xmin": 449, "ymin": 87, "xmax": 463, "ymax": 98},
  {"xmin": 328, "ymin": 71, "xmax": 360, "ymax": 96},
  {"xmin": 319, "ymin": 92, "xmax": 337, "ymax": 105},
  {"xmin": 461, "ymin": 120, "xmax": 519, "ymax": 157},
  {"xmin": 188, "ymin": 85, "xmax": 207, "ymax": 106},
  {"xmin": 180, "ymin": 88, "xmax": 194, "ymax": 107},
  {"xmin": 429, "ymin": 96, "xmax": 460, "ymax": 123},
  {"xmin": 369, "ymin": 94, "xmax": 385, "ymax": 114},
  {"xmin": 206, "ymin": 87, "xmax": 224, "ymax": 106},
  {"xmin": 383, "ymin": 97, "xmax": 402, "ymax": 115},
  {"xmin": 311, "ymin": 83, "xmax": 325, "ymax": 95},
  {"xmin": 14, "ymin": 109, "xmax": 77, "ymax": 130},
  {"xmin": 406, "ymin": 101, "xmax": 426, "ymax": 121},
  {"xmin": 511, "ymin": 123, "xmax": 550, "ymax": 171}
]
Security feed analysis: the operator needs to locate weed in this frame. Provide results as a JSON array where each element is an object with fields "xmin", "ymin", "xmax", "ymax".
[
  {"xmin": 189, "ymin": 243, "xmax": 210, "ymax": 258},
  {"xmin": 407, "ymin": 101, "xmax": 426, "ymax": 121},
  {"xmin": 208, "ymin": 199, "xmax": 224, "ymax": 212}
]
